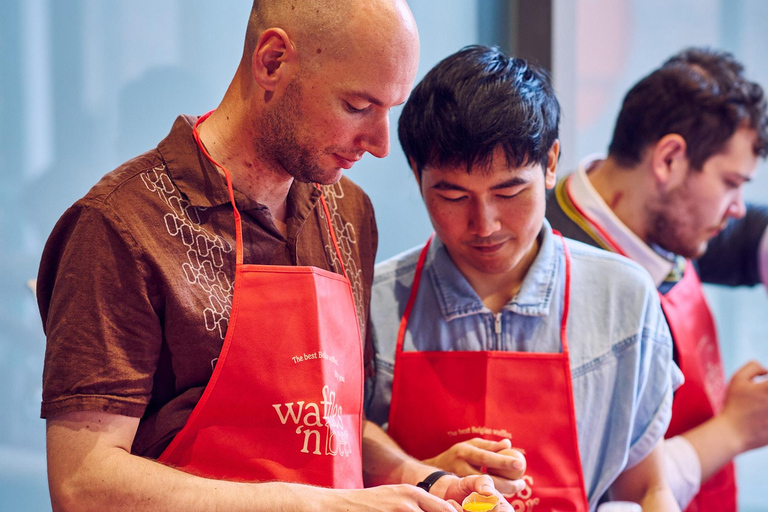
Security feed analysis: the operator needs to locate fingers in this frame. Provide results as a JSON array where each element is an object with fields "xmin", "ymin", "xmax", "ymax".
[
  {"xmin": 417, "ymin": 494, "xmax": 461, "ymax": 512},
  {"xmin": 340, "ymin": 485, "xmax": 458, "ymax": 512},
  {"xmin": 415, "ymin": 487, "xmax": 467, "ymax": 512},
  {"xmin": 487, "ymin": 474, "xmax": 526, "ymax": 497},
  {"xmin": 446, "ymin": 499, "xmax": 463, "ymax": 512},
  {"xmin": 460, "ymin": 474, "xmax": 498, "ymax": 497},
  {"xmin": 733, "ymin": 360, "xmax": 768, "ymax": 382},
  {"xmin": 458, "ymin": 475, "xmax": 517, "ymax": 510},
  {"xmin": 465, "ymin": 437, "xmax": 512, "ymax": 452},
  {"xmin": 473, "ymin": 448, "xmax": 526, "ymax": 481}
]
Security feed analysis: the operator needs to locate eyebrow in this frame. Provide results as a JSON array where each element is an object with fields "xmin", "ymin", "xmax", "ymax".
[{"xmin": 431, "ymin": 177, "xmax": 529, "ymax": 191}]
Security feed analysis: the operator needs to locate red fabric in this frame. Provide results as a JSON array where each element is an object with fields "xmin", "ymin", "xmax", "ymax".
[
  {"xmin": 157, "ymin": 112, "xmax": 364, "ymax": 488},
  {"xmin": 388, "ymin": 234, "xmax": 588, "ymax": 511},
  {"xmin": 661, "ymin": 265, "xmax": 737, "ymax": 511}
]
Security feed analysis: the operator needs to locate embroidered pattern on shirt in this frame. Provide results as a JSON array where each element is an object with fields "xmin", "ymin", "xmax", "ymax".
[
  {"xmin": 318, "ymin": 182, "xmax": 366, "ymax": 341},
  {"xmin": 141, "ymin": 166, "xmax": 234, "ymax": 339}
]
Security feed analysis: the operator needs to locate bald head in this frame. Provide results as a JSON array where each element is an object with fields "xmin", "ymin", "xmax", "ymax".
[
  {"xmin": 202, "ymin": 0, "xmax": 419, "ymax": 192},
  {"xmin": 243, "ymin": 0, "xmax": 418, "ymax": 73}
]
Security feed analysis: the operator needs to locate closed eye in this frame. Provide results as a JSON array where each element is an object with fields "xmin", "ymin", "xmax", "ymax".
[
  {"xmin": 345, "ymin": 101, "xmax": 366, "ymax": 114},
  {"xmin": 438, "ymin": 193, "xmax": 468, "ymax": 202},
  {"xmin": 495, "ymin": 189, "xmax": 523, "ymax": 199}
]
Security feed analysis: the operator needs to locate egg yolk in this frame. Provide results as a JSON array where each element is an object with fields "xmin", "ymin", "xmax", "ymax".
[{"xmin": 463, "ymin": 502, "xmax": 496, "ymax": 512}]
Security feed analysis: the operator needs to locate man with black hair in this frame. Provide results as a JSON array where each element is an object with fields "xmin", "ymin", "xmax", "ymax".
[
  {"xmin": 547, "ymin": 47, "xmax": 768, "ymax": 511},
  {"xmin": 367, "ymin": 45, "xmax": 682, "ymax": 511}
]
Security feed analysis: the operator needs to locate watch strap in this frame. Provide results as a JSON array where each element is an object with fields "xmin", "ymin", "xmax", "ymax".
[{"xmin": 416, "ymin": 470, "xmax": 453, "ymax": 493}]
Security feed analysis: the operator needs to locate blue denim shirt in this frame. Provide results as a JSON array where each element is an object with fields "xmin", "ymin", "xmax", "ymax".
[{"xmin": 367, "ymin": 220, "xmax": 682, "ymax": 509}]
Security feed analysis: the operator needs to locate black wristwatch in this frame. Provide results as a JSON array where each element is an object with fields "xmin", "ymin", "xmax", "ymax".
[{"xmin": 416, "ymin": 470, "xmax": 454, "ymax": 493}]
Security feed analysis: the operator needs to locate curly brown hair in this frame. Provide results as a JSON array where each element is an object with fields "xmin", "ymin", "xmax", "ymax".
[{"xmin": 608, "ymin": 47, "xmax": 768, "ymax": 170}]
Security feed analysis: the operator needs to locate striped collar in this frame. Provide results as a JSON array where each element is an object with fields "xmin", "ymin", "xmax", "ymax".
[{"xmin": 556, "ymin": 155, "xmax": 676, "ymax": 287}]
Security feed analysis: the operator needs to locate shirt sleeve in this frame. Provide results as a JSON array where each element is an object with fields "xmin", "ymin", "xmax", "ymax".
[
  {"xmin": 38, "ymin": 201, "xmax": 162, "ymax": 419},
  {"xmin": 664, "ymin": 435, "xmax": 702, "ymax": 509},
  {"xmin": 695, "ymin": 204, "xmax": 768, "ymax": 287},
  {"xmin": 625, "ymin": 289, "xmax": 681, "ymax": 470}
]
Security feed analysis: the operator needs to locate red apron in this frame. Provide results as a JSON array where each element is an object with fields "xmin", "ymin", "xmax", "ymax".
[
  {"xmin": 560, "ymin": 175, "xmax": 737, "ymax": 510},
  {"xmin": 158, "ymin": 112, "xmax": 364, "ymax": 488},
  {"xmin": 660, "ymin": 265, "xmax": 736, "ymax": 512},
  {"xmin": 387, "ymin": 234, "xmax": 589, "ymax": 512}
]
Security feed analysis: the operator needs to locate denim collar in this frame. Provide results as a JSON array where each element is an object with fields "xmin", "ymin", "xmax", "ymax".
[{"xmin": 426, "ymin": 219, "xmax": 560, "ymax": 321}]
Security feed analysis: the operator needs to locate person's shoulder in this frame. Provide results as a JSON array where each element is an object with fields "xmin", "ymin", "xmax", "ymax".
[
  {"xmin": 373, "ymin": 245, "xmax": 423, "ymax": 288},
  {"xmin": 370, "ymin": 245, "xmax": 424, "ymax": 329},
  {"xmin": 78, "ymin": 149, "xmax": 166, "ymax": 210},
  {"xmin": 43, "ymin": 149, "xmax": 169, "ymax": 255},
  {"xmin": 564, "ymin": 237, "xmax": 657, "ymax": 292}
]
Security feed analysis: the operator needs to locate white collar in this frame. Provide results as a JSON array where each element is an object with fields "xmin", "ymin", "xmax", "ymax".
[{"xmin": 568, "ymin": 155, "xmax": 675, "ymax": 287}]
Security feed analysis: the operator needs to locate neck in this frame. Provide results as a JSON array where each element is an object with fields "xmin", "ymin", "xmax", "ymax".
[
  {"xmin": 585, "ymin": 156, "xmax": 653, "ymax": 242},
  {"xmin": 197, "ymin": 79, "xmax": 293, "ymax": 229},
  {"xmin": 459, "ymin": 239, "xmax": 539, "ymax": 315}
]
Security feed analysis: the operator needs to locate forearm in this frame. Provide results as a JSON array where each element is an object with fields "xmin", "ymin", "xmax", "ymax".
[
  {"xmin": 633, "ymin": 486, "xmax": 681, "ymax": 512},
  {"xmin": 610, "ymin": 474, "xmax": 679, "ymax": 512},
  {"xmin": 680, "ymin": 414, "xmax": 742, "ymax": 481},
  {"xmin": 50, "ymin": 448, "xmax": 321, "ymax": 512},
  {"xmin": 47, "ymin": 412, "xmax": 331, "ymax": 512},
  {"xmin": 609, "ymin": 441, "xmax": 680, "ymax": 512},
  {"xmin": 361, "ymin": 419, "xmax": 437, "ymax": 487},
  {"xmin": 663, "ymin": 437, "xmax": 700, "ymax": 509}
]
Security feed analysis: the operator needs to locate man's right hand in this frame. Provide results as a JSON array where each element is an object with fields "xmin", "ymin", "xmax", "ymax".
[
  {"xmin": 422, "ymin": 438, "xmax": 526, "ymax": 497},
  {"xmin": 720, "ymin": 360, "xmax": 768, "ymax": 452},
  {"xmin": 339, "ymin": 475, "xmax": 515, "ymax": 512},
  {"xmin": 332, "ymin": 485, "xmax": 466, "ymax": 512},
  {"xmin": 678, "ymin": 359, "xmax": 768, "ymax": 489}
]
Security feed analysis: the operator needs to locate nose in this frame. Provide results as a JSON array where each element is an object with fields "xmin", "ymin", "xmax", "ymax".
[
  {"xmin": 470, "ymin": 199, "xmax": 501, "ymax": 237},
  {"xmin": 727, "ymin": 189, "xmax": 747, "ymax": 219},
  {"xmin": 358, "ymin": 113, "xmax": 390, "ymax": 159}
]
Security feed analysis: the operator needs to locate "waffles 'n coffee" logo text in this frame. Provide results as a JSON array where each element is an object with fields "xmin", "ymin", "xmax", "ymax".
[{"xmin": 272, "ymin": 385, "xmax": 352, "ymax": 457}]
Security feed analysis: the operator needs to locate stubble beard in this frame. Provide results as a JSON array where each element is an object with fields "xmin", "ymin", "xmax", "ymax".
[
  {"xmin": 254, "ymin": 79, "xmax": 335, "ymax": 185},
  {"xmin": 646, "ymin": 185, "xmax": 707, "ymax": 259}
]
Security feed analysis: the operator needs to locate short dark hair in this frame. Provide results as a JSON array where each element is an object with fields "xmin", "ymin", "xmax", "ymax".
[
  {"xmin": 608, "ymin": 47, "xmax": 768, "ymax": 169},
  {"xmin": 398, "ymin": 45, "xmax": 560, "ymax": 179}
]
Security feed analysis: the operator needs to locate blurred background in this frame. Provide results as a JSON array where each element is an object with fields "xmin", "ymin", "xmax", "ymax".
[{"xmin": 1, "ymin": 0, "xmax": 766, "ymax": 509}]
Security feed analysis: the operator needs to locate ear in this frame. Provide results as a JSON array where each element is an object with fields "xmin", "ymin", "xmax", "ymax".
[
  {"xmin": 650, "ymin": 134, "xmax": 689, "ymax": 190},
  {"xmin": 251, "ymin": 28, "xmax": 298, "ymax": 91},
  {"xmin": 544, "ymin": 140, "xmax": 560, "ymax": 190}
]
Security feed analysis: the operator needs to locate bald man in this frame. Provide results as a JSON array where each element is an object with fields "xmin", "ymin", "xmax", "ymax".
[{"xmin": 37, "ymin": 2, "xmax": 512, "ymax": 511}]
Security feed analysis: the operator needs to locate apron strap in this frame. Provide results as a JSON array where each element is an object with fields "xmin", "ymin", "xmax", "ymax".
[
  {"xmin": 560, "ymin": 175, "xmax": 628, "ymax": 257},
  {"xmin": 315, "ymin": 184, "xmax": 350, "ymax": 280},
  {"xmin": 193, "ymin": 111, "xmax": 244, "ymax": 265},
  {"xmin": 395, "ymin": 234, "xmax": 434, "ymax": 353},
  {"xmin": 193, "ymin": 111, "xmax": 348, "ymax": 276},
  {"xmin": 553, "ymin": 230, "xmax": 571, "ymax": 354}
]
